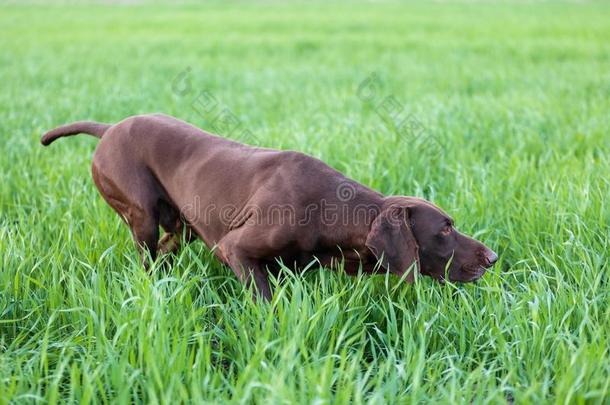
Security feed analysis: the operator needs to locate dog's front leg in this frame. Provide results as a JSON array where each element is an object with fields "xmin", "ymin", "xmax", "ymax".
[
  {"xmin": 218, "ymin": 236, "xmax": 272, "ymax": 301},
  {"xmin": 228, "ymin": 255, "xmax": 272, "ymax": 302}
]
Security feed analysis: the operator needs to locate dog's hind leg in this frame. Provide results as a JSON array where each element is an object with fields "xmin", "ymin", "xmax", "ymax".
[
  {"xmin": 158, "ymin": 232, "xmax": 179, "ymax": 255},
  {"xmin": 92, "ymin": 163, "xmax": 161, "ymax": 271},
  {"xmin": 130, "ymin": 207, "xmax": 160, "ymax": 270},
  {"xmin": 157, "ymin": 201, "xmax": 195, "ymax": 256}
]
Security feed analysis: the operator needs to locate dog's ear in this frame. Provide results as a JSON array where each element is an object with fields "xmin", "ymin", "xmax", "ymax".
[{"xmin": 365, "ymin": 205, "xmax": 419, "ymax": 283}]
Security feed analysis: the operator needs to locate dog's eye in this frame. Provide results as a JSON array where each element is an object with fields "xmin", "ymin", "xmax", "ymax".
[{"xmin": 440, "ymin": 226, "xmax": 452, "ymax": 236}]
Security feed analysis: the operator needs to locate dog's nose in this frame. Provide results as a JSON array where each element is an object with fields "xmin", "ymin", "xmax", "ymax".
[{"xmin": 485, "ymin": 249, "xmax": 498, "ymax": 266}]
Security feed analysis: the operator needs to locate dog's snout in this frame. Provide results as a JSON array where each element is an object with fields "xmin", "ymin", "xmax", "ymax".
[{"xmin": 485, "ymin": 249, "xmax": 498, "ymax": 267}]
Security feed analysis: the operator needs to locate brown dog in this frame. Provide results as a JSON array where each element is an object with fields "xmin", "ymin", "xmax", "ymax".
[{"xmin": 42, "ymin": 114, "xmax": 497, "ymax": 300}]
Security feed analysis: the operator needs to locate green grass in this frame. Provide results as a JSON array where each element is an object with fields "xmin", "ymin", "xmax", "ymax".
[{"xmin": 1, "ymin": 1, "xmax": 609, "ymax": 403}]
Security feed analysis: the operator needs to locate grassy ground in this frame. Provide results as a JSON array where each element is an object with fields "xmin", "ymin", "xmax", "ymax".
[{"xmin": 1, "ymin": 1, "xmax": 609, "ymax": 403}]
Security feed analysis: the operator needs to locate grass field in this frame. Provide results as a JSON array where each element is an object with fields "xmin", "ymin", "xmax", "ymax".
[{"xmin": 1, "ymin": 1, "xmax": 609, "ymax": 403}]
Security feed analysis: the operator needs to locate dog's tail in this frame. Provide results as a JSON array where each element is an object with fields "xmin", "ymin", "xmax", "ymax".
[{"xmin": 40, "ymin": 121, "xmax": 111, "ymax": 146}]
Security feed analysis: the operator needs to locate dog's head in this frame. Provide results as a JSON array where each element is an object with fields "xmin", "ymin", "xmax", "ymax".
[{"xmin": 365, "ymin": 196, "xmax": 497, "ymax": 283}]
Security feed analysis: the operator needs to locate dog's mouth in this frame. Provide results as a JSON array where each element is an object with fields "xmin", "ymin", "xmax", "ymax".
[
  {"xmin": 424, "ymin": 258, "xmax": 493, "ymax": 283},
  {"xmin": 463, "ymin": 263, "xmax": 487, "ymax": 274},
  {"xmin": 460, "ymin": 254, "xmax": 497, "ymax": 276},
  {"xmin": 447, "ymin": 263, "xmax": 488, "ymax": 283},
  {"xmin": 420, "ymin": 244, "xmax": 497, "ymax": 284}
]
